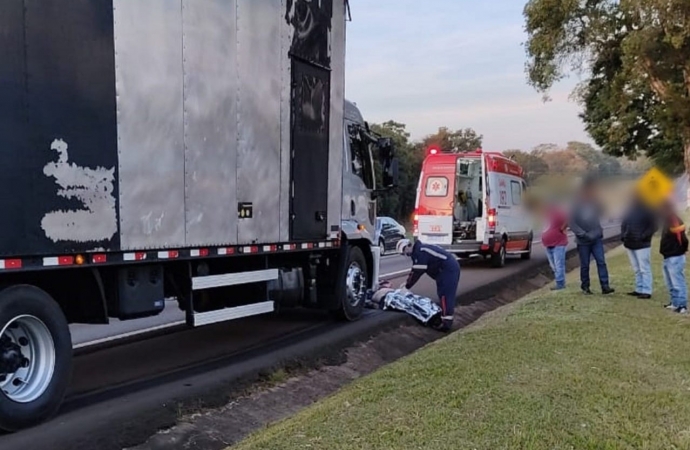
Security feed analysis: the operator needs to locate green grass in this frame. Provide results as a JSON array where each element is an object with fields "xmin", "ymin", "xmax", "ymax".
[{"xmin": 233, "ymin": 244, "xmax": 690, "ymax": 450}]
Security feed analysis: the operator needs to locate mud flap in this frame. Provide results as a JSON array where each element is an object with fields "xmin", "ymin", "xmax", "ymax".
[
  {"xmin": 327, "ymin": 244, "xmax": 352, "ymax": 311},
  {"xmin": 371, "ymin": 245, "xmax": 381, "ymax": 287}
]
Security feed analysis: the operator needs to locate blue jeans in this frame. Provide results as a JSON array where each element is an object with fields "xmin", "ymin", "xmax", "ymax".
[
  {"xmin": 663, "ymin": 255, "xmax": 687, "ymax": 308},
  {"xmin": 577, "ymin": 239, "xmax": 610, "ymax": 290},
  {"xmin": 626, "ymin": 247, "xmax": 652, "ymax": 295},
  {"xmin": 546, "ymin": 246, "xmax": 567, "ymax": 289}
]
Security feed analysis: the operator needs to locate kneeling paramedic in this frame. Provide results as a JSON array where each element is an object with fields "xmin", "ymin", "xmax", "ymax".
[{"xmin": 396, "ymin": 239, "xmax": 460, "ymax": 332}]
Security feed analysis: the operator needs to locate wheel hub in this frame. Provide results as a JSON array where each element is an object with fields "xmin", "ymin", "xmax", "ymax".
[
  {"xmin": 0, "ymin": 315, "xmax": 56, "ymax": 403},
  {"xmin": 346, "ymin": 263, "xmax": 366, "ymax": 307},
  {"xmin": 0, "ymin": 336, "xmax": 26, "ymax": 376}
]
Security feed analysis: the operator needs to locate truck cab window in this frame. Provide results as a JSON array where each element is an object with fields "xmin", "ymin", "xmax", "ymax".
[{"xmin": 348, "ymin": 125, "xmax": 374, "ymax": 190}]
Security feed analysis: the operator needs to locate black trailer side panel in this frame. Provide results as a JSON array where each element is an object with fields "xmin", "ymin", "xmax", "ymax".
[
  {"xmin": 17, "ymin": 0, "xmax": 120, "ymax": 255},
  {"xmin": 288, "ymin": 0, "xmax": 333, "ymax": 241},
  {"xmin": 289, "ymin": 61, "xmax": 332, "ymax": 241},
  {"xmin": 286, "ymin": 0, "xmax": 333, "ymax": 68},
  {"xmin": 0, "ymin": 1, "xmax": 30, "ymax": 255}
]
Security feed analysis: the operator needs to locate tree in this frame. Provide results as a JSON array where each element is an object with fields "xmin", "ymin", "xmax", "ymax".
[
  {"xmin": 566, "ymin": 141, "xmax": 622, "ymax": 174},
  {"xmin": 541, "ymin": 149, "xmax": 588, "ymax": 174},
  {"xmin": 503, "ymin": 149, "xmax": 549, "ymax": 183},
  {"xmin": 422, "ymin": 127, "xmax": 483, "ymax": 153},
  {"xmin": 524, "ymin": 0, "xmax": 690, "ymax": 175},
  {"xmin": 531, "ymin": 143, "xmax": 559, "ymax": 157},
  {"xmin": 370, "ymin": 121, "xmax": 422, "ymax": 223}
]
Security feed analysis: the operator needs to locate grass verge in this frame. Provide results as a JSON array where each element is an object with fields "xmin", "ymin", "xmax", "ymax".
[{"xmin": 233, "ymin": 244, "xmax": 690, "ymax": 450}]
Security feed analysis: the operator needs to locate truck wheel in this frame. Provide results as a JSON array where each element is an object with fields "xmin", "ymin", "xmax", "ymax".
[
  {"xmin": 491, "ymin": 239, "xmax": 507, "ymax": 268},
  {"xmin": 0, "ymin": 285, "xmax": 72, "ymax": 431},
  {"xmin": 521, "ymin": 235, "xmax": 533, "ymax": 260},
  {"xmin": 337, "ymin": 246, "xmax": 368, "ymax": 321}
]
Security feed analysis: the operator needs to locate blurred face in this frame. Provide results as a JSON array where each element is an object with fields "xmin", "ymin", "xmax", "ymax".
[{"xmin": 660, "ymin": 200, "xmax": 675, "ymax": 217}]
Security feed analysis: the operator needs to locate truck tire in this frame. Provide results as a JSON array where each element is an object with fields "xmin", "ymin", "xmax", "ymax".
[
  {"xmin": 336, "ymin": 246, "xmax": 368, "ymax": 322},
  {"xmin": 0, "ymin": 285, "xmax": 72, "ymax": 431},
  {"xmin": 491, "ymin": 238, "xmax": 507, "ymax": 268}
]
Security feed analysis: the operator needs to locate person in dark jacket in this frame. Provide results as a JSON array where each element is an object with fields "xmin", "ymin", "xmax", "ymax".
[
  {"xmin": 569, "ymin": 177, "xmax": 615, "ymax": 295},
  {"xmin": 621, "ymin": 194, "xmax": 658, "ymax": 299},
  {"xmin": 659, "ymin": 201, "xmax": 688, "ymax": 314},
  {"xmin": 397, "ymin": 239, "xmax": 460, "ymax": 332}
]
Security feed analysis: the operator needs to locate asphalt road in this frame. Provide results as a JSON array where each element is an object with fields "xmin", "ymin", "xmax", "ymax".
[{"xmin": 70, "ymin": 223, "xmax": 617, "ymax": 347}]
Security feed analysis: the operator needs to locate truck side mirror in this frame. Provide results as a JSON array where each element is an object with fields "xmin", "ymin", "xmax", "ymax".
[
  {"xmin": 373, "ymin": 137, "xmax": 398, "ymax": 189},
  {"xmin": 383, "ymin": 158, "xmax": 399, "ymax": 188}
]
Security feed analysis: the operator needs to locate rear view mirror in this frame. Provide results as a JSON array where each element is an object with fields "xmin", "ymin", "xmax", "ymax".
[
  {"xmin": 383, "ymin": 158, "xmax": 400, "ymax": 188},
  {"xmin": 377, "ymin": 138, "xmax": 398, "ymax": 189}
]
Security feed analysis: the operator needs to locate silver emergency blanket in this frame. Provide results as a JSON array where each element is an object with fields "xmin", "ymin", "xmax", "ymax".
[{"xmin": 366, "ymin": 282, "xmax": 442, "ymax": 325}]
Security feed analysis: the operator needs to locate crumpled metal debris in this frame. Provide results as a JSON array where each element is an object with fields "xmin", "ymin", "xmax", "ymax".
[{"xmin": 365, "ymin": 281, "xmax": 442, "ymax": 326}]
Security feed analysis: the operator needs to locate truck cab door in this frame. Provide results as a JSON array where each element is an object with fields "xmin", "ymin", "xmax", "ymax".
[{"xmin": 342, "ymin": 122, "xmax": 376, "ymax": 241}]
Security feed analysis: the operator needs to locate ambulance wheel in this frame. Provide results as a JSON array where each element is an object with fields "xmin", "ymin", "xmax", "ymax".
[
  {"xmin": 521, "ymin": 235, "xmax": 533, "ymax": 260},
  {"xmin": 491, "ymin": 239, "xmax": 507, "ymax": 268},
  {"xmin": 337, "ymin": 246, "xmax": 368, "ymax": 322},
  {"xmin": 0, "ymin": 285, "xmax": 72, "ymax": 431}
]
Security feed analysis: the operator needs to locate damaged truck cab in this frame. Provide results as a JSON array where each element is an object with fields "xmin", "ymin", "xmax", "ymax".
[{"xmin": 0, "ymin": 0, "xmax": 395, "ymax": 431}]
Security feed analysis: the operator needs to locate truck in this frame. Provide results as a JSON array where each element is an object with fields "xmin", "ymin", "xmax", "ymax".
[
  {"xmin": 413, "ymin": 148, "xmax": 531, "ymax": 267},
  {"xmin": 0, "ymin": 0, "xmax": 396, "ymax": 431}
]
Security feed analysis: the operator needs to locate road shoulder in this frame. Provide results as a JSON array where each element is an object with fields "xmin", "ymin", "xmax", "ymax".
[
  {"xmin": 232, "ymin": 242, "xmax": 690, "ymax": 449},
  {"xmin": 130, "ymin": 241, "xmax": 622, "ymax": 450}
]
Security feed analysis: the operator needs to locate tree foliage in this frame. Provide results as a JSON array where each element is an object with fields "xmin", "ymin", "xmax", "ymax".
[
  {"xmin": 422, "ymin": 127, "xmax": 483, "ymax": 153},
  {"xmin": 503, "ymin": 149, "xmax": 549, "ymax": 183},
  {"xmin": 370, "ymin": 121, "xmax": 423, "ymax": 223},
  {"xmin": 524, "ymin": 0, "xmax": 690, "ymax": 175}
]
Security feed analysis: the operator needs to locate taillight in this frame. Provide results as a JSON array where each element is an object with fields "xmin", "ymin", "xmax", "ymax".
[
  {"xmin": 413, "ymin": 211, "xmax": 419, "ymax": 236},
  {"xmin": 487, "ymin": 208, "xmax": 497, "ymax": 230}
]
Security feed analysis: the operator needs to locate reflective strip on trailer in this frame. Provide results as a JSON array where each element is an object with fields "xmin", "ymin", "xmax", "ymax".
[
  {"xmin": 0, "ymin": 239, "xmax": 338, "ymax": 271},
  {"xmin": 92, "ymin": 254, "xmax": 107, "ymax": 264},
  {"xmin": 43, "ymin": 256, "xmax": 74, "ymax": 267},
  {"xmin": 124, "ymin": 252, "xmax": 147, "ymax": 261},
  {"xmin": 0, "ymin": 259, "xmax": 22, "ymax": 270}
]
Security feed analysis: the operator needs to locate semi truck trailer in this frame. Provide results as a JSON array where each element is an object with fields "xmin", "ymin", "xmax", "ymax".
[{"xmin": 0, "ymin": 0, "xmax": 396, "ymax": 431}]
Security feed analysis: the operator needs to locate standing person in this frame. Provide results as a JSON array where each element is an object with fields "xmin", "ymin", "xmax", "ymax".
[
  {"xmin": 396, "ymin": 239, "xmax": 460, "ymax": 332},
  {"xmin": 621, "ymin": 194, "xmax": 657, "ymax": 299},
  {"xmin": 660, "ymin": 201, "xmax": 688, "ymax": 314},
  {"xmin": 569, "ymin": 177, "xmax": 615, "ymax": 295},
  {"xmin": 542, "ymin": 201, "xmax": 569, "ymax": 291}
]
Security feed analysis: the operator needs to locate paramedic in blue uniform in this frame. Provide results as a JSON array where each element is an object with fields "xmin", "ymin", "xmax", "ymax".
[{"xmin": 396, "ymin": 239, "xmax": 460, "ymax": 332}]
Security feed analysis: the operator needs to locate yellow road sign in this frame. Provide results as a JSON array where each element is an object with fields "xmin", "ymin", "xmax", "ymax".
[{"xmin": 637, "ymin": 167, "xmax": 673, "ymax": 207}]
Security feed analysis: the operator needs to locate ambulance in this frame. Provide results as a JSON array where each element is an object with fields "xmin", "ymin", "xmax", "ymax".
[{"xmin": 413, "ymin": 148, "xmax": 532, "ymax": 268}]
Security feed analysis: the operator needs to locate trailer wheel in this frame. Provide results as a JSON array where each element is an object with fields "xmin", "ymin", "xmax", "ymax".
[
  {"xmin": 0, "ymin": 286, "xmax": 72, "ymax": 431},
  {"xmin": 337, "ymin": 246, "xmax": 368, "ymax": 321},
  {"xmin": 491, "ymin": 238, "xmax": 507, "ymax": 268}
]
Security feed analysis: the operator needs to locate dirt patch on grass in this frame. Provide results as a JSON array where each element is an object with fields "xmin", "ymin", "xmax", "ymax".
[{"xmin": 129, "ymin": 241, "xmax": 621, "ymax": 450}]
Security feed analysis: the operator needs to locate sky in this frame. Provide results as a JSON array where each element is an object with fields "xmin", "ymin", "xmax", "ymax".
[{"xmin": 345, "ymin": 0, "xmax": 593, "ymax": 152}]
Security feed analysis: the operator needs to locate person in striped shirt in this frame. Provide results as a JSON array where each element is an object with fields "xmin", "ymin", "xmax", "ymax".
[
  {"xmin": 396, "ymin": 239, "xmax": 460, "ymax": 332},
  {"xmin": 659, "ymin": 201, "xmax": 689, "ymax": 314}
]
